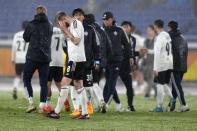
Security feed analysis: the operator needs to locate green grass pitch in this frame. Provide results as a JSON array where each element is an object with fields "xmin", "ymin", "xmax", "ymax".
[{"xmin": 0, "ymin": 91, "xmax": 197, "ymax": 131}]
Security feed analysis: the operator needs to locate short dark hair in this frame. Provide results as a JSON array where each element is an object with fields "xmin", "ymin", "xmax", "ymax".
[
  {"xmin": 22, "ymin": 21, "xmax": 29, "ymax": 30},
  {"xmin": 154, "ymin": 19, "xmax": 164, "ymax": 28},
  {"xmin": 148, "ymin": 25, "xmax": 154, "ymax": 30},
  {"xmin": 168, "ymin": 21, "xmax": 178, "ymax": 31},
  {"xmin": 121, "ymin": 21, "xmax": 133, "ymax": 27},
  {"xmin": 72, "ymin": 8, "xmax": 85, "ymax": 16},
  {"xmin": 56, "ymin": 11, "xmax": 67, "ymax": 21},
  {"xmin": 84, "ymin": 14, "xmax": 95, "ymax": 25}
]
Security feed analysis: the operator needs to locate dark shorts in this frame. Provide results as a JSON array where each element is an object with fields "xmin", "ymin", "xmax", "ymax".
[
  {"xmin": 64, "ymin": 61, "xmax": 85, "ymax": 80},
  {"xmin": 48, "ymin": 66, "xmax": 63, "ymax": 82},
  {"xmin": 83, "ymin": 68, "xmax": 93, "ymax": 87},
  {"xmin": 15, "ymin": 64, "xmax": 24, "ymax": 76},
  {"xmin": 154, "ymin": 70, "xmax": 172, "ymax": 84}
]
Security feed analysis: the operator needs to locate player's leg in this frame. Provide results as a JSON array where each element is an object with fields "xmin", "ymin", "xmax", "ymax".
[
  {"xmin": 37, "ymin": 62, "xmax": 49, "ymax": 112},
  {"xmin": 23, "ymin": 60, "xmax": 37, "ymax": 113},
  {"xmin": 70, "ymin": 85, "xmax": 80, "ymax": 114},
  {"xmin": 171, "ymin": 71, "xmax": 189, "ymax": 112},
  {"xmin": 46, "ymin": 67, "xmax": 53, "ymax": 106},
  {"xmin": 12, "ymin": 64, "xmax": 21, "ymax": 99},
  {"xmin": 73, "ymin": 62, "xmax": 89, "ymax": 119}
]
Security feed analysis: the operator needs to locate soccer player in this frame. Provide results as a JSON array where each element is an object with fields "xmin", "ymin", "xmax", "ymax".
[
  {"xmin": 11, "ymin": 21, "xmax": 29, "ymax": 100},
  {"xmin": 45, "ymin": 14, "xmax": 67, "ymax": 111},
  {"xmin": 23, "ymin": 5, "xmax": 53, "ymax": 113},
  {"xmin": 47, "ymin": 11, "xmax": 89, "ymax": 119},
  {"xmin": 152, "ymin": 19, "xmax": 173, "ymax": 112},
  {"xmin": 167, "ymin": 21, "xmax": 189, "ymax": 112}
]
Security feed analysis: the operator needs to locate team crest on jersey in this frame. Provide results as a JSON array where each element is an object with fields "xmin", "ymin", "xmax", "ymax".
[
  {"xmin": 84, "ymin": 31, "xmax": 88, "ymax": 36},
  {"xmin": 113, "ymin": 31, "xmax": 118, "ymax": 36}
]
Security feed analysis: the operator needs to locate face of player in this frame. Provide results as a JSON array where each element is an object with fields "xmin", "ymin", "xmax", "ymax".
[
  {"xmin": 103, "ymin": 18, "xmax": 113, "ymax": 27},
  {"xmin": 153, "ymin": 25, "xmax": 159, "ymax": 34},
  {"xmin": 58, "ymin": 16, "xmax": 70, "ymax": 27},
  {"xmin": 73, "ymin": 13, "xmax": 85, "ymax": 22},
  {"xmin": 147, "ymin": 27, "xmax": 155, "ymax": 39},
  {"xmin": 122, "ymin": 25, "xmax": 131, "ymax": 34},
  {"xmin": 168, "ymin": 26, "xmax": 172, "ymax": 32}
]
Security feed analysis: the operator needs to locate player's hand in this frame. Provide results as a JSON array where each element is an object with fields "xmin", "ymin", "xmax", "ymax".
[
  {"xmin": 95, "ymin": 64, "xmax": 100, "ymax": 70},
  {"xmin": 129, "ymin": 58, "xmax": 134, "ymax": 66},
  {"xmin": 153, "ymin": 70, "xmax": 158, "ymax": 77},
  {"xmin": 139, "ymin": 48, "xmax": 148, "ymax": 57},
  {"xmin": 58, "ymin": 20, "xmax": 67, "ymax": 31}
]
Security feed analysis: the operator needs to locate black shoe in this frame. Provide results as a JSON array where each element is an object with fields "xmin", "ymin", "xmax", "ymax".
[
  {"xmin": 101, "ymin": 103, "xmax": 107, "ymax": 113},
  {"xmin": 126, "ymin": 106, "xmax": 136, "ymax": 112},
  {"xmin": 13, "ymin": 88, "xmax": 17, "ymax": 100},
  {"xmin": 76, "ymin": 114, "xmax": 90, "ymax": 120},
  {"xmin": 47, "ymin": 111, "xmax": 60, "ymax": 119}
]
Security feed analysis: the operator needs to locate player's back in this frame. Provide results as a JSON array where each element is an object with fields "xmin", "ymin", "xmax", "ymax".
[
  {"xmin": 154, "ymin": 31, "xmax": 173, "ymax": 72},
  {"xmin": 12, "ymin": 31, "xmax": 29, "ymax": 63},
  {"xmin": 50, "ymin": 27, "xmax": 65, "ymax": 67}
]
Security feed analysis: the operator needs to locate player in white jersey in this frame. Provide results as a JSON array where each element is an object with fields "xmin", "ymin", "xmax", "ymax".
[
  {"xmin": 45, "ymin": 17, "xmax": 67, "ymax": 111},
  {"xmin": 11, "ymin": 21, "xmax": 29, "ymax": 99},
  {"xmin": 151, "ymin": 19, "xmax": 173, "ymax": 112},
  {"xmin": 47, "ymin": 11, "xmax": 89, "ymax": 119}
]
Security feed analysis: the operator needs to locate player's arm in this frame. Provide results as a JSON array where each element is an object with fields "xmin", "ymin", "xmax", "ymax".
[
  {"xmin": 11, "ymin": 35, "xmax": 17, "ymax": 64},
  {"xmin": 23, "ymin": 24, "xmax": 32, "ymax": 42},
  {"xmin": 153, "ymin": 36, "xmax": 162, "ymax": 75},
  {"xmin": 58, "ymin": 20, "xmax": 81, "ymax": 45}
]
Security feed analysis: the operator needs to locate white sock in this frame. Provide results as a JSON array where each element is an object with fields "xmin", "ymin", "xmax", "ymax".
[
  {"xmin": 23, "ymin": 87, "xmax": 29, "ymax": 99},
  {"xmin": 70, "ymin": 86, "xmax": 80, "ymax": 110},
  {"xmin": 13, "ymin": 77, "xmax": 20, "ymax": 89},
  {"xmin": 55, "ymin": 86, "xmax": 69, "ymax": 114},
  {"xmin": 77, "ymin": 87, "xmax": 88, "ymax": 115},
  {"xmin": 28, "ymin": 97, "xmax": 34, "ymax": 105},
  {"xmin": 85, "ymin": 86, "xmax": 94, "ymax": 102},
  {"xmin": 39, "ymin": 102, "xmax": 46, "ymax": 108},
  {"xmin": 92, "ymin": 83, "xmax": 104, "ymax": 103},
  {"xmin": 164, "ymin": 84, "xmax": 173, "ymax": 98},
  {"xmin": 156, "ymin": 84, "xmax": 164, "ymax": 108}
]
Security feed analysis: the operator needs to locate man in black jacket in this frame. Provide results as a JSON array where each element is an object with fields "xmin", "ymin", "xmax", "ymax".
[
  {"xmin": 167, "ymin": 21, "xmax": 189, "ymax": 112},
  {"xmin": 102, "ymin": 12, "xmax": 133, "ymax": 111},
  {"xmin": 23, "ymin": 5, "xmax": 53, "ymax": 113}
]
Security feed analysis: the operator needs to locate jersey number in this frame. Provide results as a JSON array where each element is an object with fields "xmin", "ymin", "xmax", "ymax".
[
  {"xmin": 166, "ymin": 42, "xmax": 170, "ymax": 56},
  {"xmin": 55, "ymin": 37, "xmax": 60, "ymax": 51},
  {"xmin": 17, "ymin": 41, "xmax": 27, "ymax": 51}
]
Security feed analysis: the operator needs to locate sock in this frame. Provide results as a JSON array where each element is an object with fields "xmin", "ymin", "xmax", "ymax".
[
  {"xmin": 70, "ymin": 86, "xmax": 79, "ymax": 110},
  {"xmin": 164, "ymin": 84, "xmax": 173, "ymax": 98},
  {"xmin": 77, "ymin": 87, "xmax": 88, "ymax": 115},
  {"xmin": 39, "ymin": 102, "xmax": 46, "ymax": 108},
  {"xmin": 92, "ymin": 83, "xmax": 104, "ymax": 104},
  {"xmin": 23, "ymin": 86, "xmax": 29, "ymax": 99},
  {"xmin": 156, "ymin": 84, "xmax": 164, "ymax": 108},
  {"xmin": 46, "ymin": 97, "xmax": 51, "ymax": 105},
  {"xmin": 28, "ymin": 97, "xmax": 34, "ymax": 105},
  {"xmin": 55, "ymin": 86, "xmax": 69, "ymax": 114},
  {"xmin": 13, "ymin": 77, "xmax": 20, "ymax": 89}
]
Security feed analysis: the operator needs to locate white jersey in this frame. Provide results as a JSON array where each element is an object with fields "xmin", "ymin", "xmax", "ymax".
[
  {"xmin": 11, "ymin": 31, "xmax": 29, "ymax": 64},
  {"xmin": 154, "ymin": 31, "xmax": 173, "ymax": 72},
  {"xmin": 50, "ymin": 27, "xmax": 65, "ymax": 67},
  {"xmin": 67, "ymin": 19, "xmax": 86, "ymax": 62}
]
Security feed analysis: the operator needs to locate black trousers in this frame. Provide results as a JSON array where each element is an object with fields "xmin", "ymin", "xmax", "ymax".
[
  {"xmin": 103, "ymin": 63, "xmax": 121, "ymax": 104},
  {"xmin": 23, "ymin": 59, "xmax": 49, "ymax": 102},
  {"xmin": 171, "ymin": 71, "xmax": 186, "ymax": 106},
  {"xmin": 119, "ymin": 59, "xmax": 134, "ymax": 107}
]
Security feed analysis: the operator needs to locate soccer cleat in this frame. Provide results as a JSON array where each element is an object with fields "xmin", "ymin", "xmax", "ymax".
[
  {"xmin": 150, "ymin": 107, "xmax": 163, "ymax": 112},
  {"xmin": 167, "ymin": 98, "xmax": 176, "ymax": 112},
  {"xmin": 64, "ymin": 99, "xmax": 70, "ymax": 112},
  {"xmin": 26, "ymin": 103, "xmax": 37, "ymax": 113},
  {"xmin": 70, "ymin": 109, "xmax": 81, "ymax": 118},
  {"xmin": 13, "ymin": 88, "xmax": 17, "ymax": 100},
  {"xmin": 47, "ymin": 111, "xmax": 60, "ymax": 119},
  {"xmin": 100, "ymin": 102, "xmax": 107, "ymax": 113},
  {"xmin": 87, "ymin": 102, "xmax": 94, "ymax": 115},
  {"xmin": 115, "ymin": 103, "xmax": 124, "ymax": 112},
  {"xmin": 76, "ymin": 114, "xmax": 90, "ymax": 120},
  {"xmin": 176, "ymin": 105, "xmax": 190, "ymax": 112},
  {"xmin": 42, "ymin": 105, "xmax": 52, "ymax": 113},
  {"xmin": 126, "ymin": 106, "xmax": 136, "ymax": 112}
]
